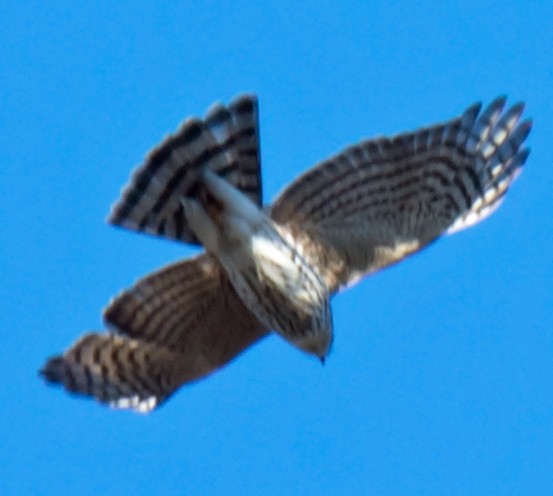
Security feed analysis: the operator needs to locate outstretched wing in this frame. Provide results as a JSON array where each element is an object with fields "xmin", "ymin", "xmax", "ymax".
[
  {"xmin": 270, "ymin": 97, "xmax": 531, "ymax": 293},
  {"xmin": 40, "ymin": 254, "xmax": 269, "ymax": 412},
  {"xmin": 108, "ymin": 94, "xmax": 262, "ymax": 245}
]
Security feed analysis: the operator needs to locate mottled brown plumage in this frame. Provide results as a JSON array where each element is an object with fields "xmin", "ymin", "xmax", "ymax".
[{"xmin": 41, "ymin": 94, "xmax": 531, "ymax": 412}]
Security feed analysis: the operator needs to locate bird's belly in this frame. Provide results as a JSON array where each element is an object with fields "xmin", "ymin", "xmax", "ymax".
[{"xmin": 220, "ymin": 233, "xmax": 330, "ymax": 342}]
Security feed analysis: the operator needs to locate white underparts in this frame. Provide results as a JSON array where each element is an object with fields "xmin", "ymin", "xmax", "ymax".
[
  {"xmin": 183, "ymin": 171, "xmax": 332, "ymax": 359},
  {"xmin": 251, "ymin": 235, "xmax": 319, "ymax": 307}
]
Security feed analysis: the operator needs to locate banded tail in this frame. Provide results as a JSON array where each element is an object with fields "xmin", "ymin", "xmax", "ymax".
[{"xmin": 108, "ymin": 94, "xmax": 263, "ymax": 245}]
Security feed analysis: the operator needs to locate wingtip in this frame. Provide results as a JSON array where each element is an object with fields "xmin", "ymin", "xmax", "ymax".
[
  {"xmin": 509, "ymin": 100, "xmax": 525, "ymax": 115},
  {"xmin": 467, "ymin": 100, "xmax": 483, "ymax": 115},
  {"xmin": 513, "ymin": 119, "xmax": 533, "ymax": 146},
  {"xmin": 516, "ymin": 146, "xmax": 531, "ymax": 166},
  {"xmin": 492, "ymin": 94, "xmax": 508, "ymax": 108},
  {"xmin": 520, "ymin": 118, "xmax": 533, "ymax": 133},
  {"xmin": 39, "ymin": 355, "xmax": 65, "ymax": 384},
  {"xmin": 105, "ymin": 208, "xmax": 118, "ymax": 226}
]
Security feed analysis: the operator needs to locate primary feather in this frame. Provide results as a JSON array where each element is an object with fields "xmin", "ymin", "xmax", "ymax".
[{"xmin": 41, "ymin": 94, "xmax": 531, "ymax": 412}]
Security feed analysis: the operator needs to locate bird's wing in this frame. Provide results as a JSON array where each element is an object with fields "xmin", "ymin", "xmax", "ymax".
[
  {"xmin": 270, "ymin": 97, "xmax": 531, "ymax": 293},
  {"xmin": 108, "ymin": 94, "xmax": 262, "ymax": 245},
  {"xmin": 40, "ymin": 254, "xmax": 269, "ymax": 412}
]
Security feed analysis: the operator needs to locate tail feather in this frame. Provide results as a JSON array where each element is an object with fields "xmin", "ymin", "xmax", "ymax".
[
  {"xmin": 108, "ymin": 94, "xmax": 262, "ymax": 245},
  {"xmin": 204, "ymin": 98, "xmax": 263, "ymax": 203}
]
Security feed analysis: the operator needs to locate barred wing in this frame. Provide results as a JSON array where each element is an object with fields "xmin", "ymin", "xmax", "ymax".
[
  {"xmin": 271, "ymin": 97, "xmax": 531, "ymax": 293},
  {"xmin": 41, "ymin": 335, "xmax": 191, "ymax": 413},
  {"xmin": 108, "ymin": 94, "xmax": 262, "ymax": 245},
  {"xmin": 41, "ymin": 254, "xmax": 268, "ymax": 412}
]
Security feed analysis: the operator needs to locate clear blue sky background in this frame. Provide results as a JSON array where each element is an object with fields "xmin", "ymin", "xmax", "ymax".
[{"xmin": 2, "ymin": 2, "xmax": 552, "ymax": 495}]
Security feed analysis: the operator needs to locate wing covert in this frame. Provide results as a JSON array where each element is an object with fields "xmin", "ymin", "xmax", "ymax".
[
  {"xmin": 104, "ymin": 254, "xmax": 268, "ymax": 364},
  {"xmin": 41, "ymin": 254, "xmax": 269, "ymax": 412},
  {"xmin": 271, "ymin": 97, "xmax": 531, "ymax": 292}
]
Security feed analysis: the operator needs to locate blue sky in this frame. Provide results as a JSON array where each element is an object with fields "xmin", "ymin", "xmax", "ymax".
[{"xmin": 2, "ymin": 2, "xmax": 552, "ymax": 495}]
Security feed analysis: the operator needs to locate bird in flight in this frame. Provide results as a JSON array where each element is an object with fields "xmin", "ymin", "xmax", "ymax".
[{"xmin": 40, "ymin": 94, "xmax": 531, "ymax": 413}]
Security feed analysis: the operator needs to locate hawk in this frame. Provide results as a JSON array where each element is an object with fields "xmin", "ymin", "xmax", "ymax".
[{"xmin": 40, "ymin": 94, "xmax": 531, "ymax": 412}]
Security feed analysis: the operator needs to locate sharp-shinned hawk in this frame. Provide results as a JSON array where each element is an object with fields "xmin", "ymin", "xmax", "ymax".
[{"xmin": 40, "ymin": 94, "xmax": 531, "ymax": 412}]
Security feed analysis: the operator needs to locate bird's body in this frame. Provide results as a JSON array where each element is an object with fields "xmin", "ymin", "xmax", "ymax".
[
  {"xmin": 183, "ymin": 169, "xmax": 332, "ymax": 359},
  {"xmin": 41, "ymin": 94, "xmax": 531, "ymax": 412}
]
